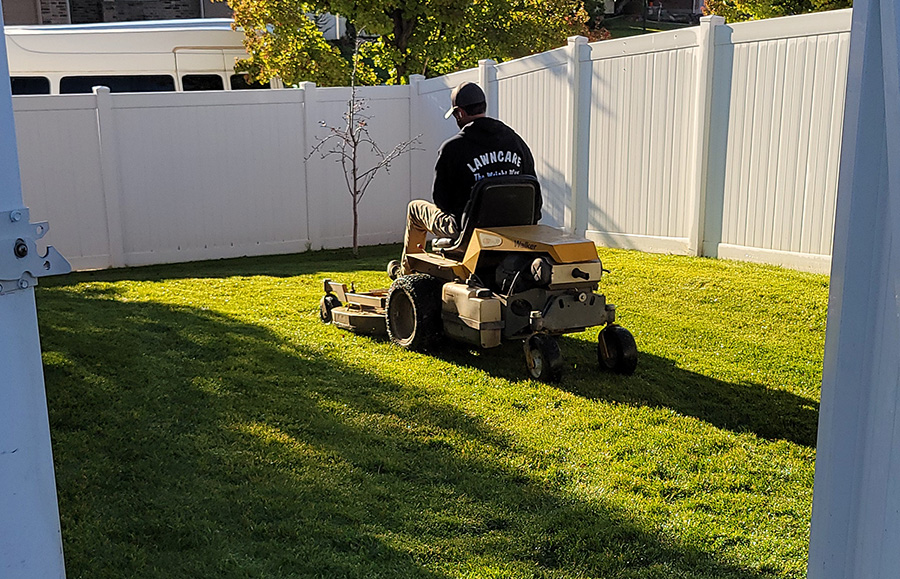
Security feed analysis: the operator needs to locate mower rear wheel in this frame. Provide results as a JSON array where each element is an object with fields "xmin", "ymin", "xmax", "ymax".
[
  {"xmin": 319, "ymin": 294, "xmax": 341, "ymax": 323},
  {"xmin": 386, "ymin": 274, "xmax": 443, "ymax": 351},
  {"xmin": 598, "ymin": 324, "xmax": 638, "ymax": 375},
  {"xmin": 525, "ymin": 334, "xmax": 563, "ymax": 382}
]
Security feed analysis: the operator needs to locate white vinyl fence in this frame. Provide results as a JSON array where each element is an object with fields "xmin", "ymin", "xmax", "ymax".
[
  {"xmin": 708, "ymin": 11, "xmax": 850, "ymax": 271},
  {"xmin": 14, "ymin": 85, "xmax": 417, "ymax": 270},
  {"xmin": 11, "ymin": 9, "xmax": 852, "ymax": 273}
]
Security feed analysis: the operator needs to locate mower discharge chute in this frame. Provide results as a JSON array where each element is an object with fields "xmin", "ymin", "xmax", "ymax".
[{"xmin": 319, "ymin": 176, "xmax": 637, "ymax": 382}]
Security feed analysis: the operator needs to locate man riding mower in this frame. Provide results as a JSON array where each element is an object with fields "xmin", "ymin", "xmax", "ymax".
[{"xmin": 318, "ymin": 175, "xmax": 638, "ymax": 382}]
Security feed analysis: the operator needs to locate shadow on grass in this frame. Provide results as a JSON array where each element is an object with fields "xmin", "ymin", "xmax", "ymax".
[
  {"xmin": 37, "ymin": 285, "xmax": 781, "ymax": 579},
  {"xmin": 431, "ymin": 336, "xmax": 819, "ymax": 448},
  {"xmin": 57, "ymin": 245, "xmax": 401, "ymax": 284}
]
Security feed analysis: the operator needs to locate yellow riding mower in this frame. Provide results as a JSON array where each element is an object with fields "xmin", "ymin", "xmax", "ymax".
[{"xmin": 318, "ymin": 176, "xmax": 637, "ymax": 382}]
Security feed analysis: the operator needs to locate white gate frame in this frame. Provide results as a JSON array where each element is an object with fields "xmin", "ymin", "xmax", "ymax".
[
  {"xmin": 808, "ymin": 1, "xmax": 900, "ymax": 576},
  {"xmin": 0, "ymin": 4, "xmax": 67, "ymax": 578}
]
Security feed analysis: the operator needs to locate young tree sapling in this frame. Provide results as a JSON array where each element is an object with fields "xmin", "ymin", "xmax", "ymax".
[{"xmin": 307, "ymin": 41, "xmax": 421, "ymax": 256}]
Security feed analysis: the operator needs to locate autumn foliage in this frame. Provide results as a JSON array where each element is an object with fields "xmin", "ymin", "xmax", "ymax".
[
  {"xmin": 704, "ymin": 0, "xmax": 852, "ymax": 22},
  {"xmin": 224, "ymin": 0, "xmax": 589, "ymax": 86},
  {"xmin": 226, "ymin": 0, "xmax": 348, "ymax": 86}
]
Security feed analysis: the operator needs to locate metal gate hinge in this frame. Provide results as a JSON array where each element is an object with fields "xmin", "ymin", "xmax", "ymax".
[{"xmin": 0, "ymin": 208, "xmax": 71, "ymax": 295}]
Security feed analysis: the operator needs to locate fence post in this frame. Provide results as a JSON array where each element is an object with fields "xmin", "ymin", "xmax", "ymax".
[
  {"xmin": 0, "ymin": 3, "xmax": 67, "ymax": 575},
  {"xmin": 566, "ymin": 35, "xmax": 590, "ymax": 235},
  {"xmin": 687, "ymin": 15, "xmax": 724, "ymax": 256},
  {"xmin": 300, "ymin": 82, "xmax": 319, "ymax": 250},
  {"xmin": 478, "ymin": 59, "xmax": 498, "ymax": 118},
  {"xmin": 408, "ymin": 74, "xmax": 425, "ymax": 203},
  {"xmin": 94, "ymin": 86, "xmax": 126, "ymax": 268}
]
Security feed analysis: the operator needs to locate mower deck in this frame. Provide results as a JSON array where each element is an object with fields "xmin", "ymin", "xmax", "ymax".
[{"xmin": 322, "ymin": 279, "xmax": 389, "ymax": 335}]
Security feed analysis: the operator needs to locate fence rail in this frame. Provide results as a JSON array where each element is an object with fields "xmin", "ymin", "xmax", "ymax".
[{"xmin": 12, "ymin": 9, "xmax": 852, "ymax": 273}]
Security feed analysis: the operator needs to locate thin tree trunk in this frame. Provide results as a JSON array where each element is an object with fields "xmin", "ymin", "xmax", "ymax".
[
  {"xmin": 352, "ymin": 133, "xmax": 359, "ymax": 256},
  {"xmin": 352, "ymin": 196, "xmax": 359, "ymax": 257},
  {"xmin": 388, "ymin": 9, "xmax": 416, "ymax": 83}
]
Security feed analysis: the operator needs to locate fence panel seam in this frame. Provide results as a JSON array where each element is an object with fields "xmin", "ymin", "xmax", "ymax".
[
  {"xmin": 94, "ymin": 86, "xmax": 125, "ymax": 268},
  {"xmin": 566, "ymin": 35, "xmax": 590, "ymax": 235},
  {"xmin": 300, "ymin": 82, "xmax": 316, "ymax": 250},
  {"xmin": 689, "ymin": 16, "xmax": 725, "ymax": 256}
]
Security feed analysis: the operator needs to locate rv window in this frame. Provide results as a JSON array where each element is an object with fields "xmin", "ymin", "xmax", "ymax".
[
  {"xmin": 10, "ymin": 76, "xmax": 51, "ymax": 95},
  {"xmin": 230, "ymin": 74, "xmax": 269, "ymax": 90},
  {"xmin": 60, "ymin": 75, "xmax": 176, "ymax": 94},
  {"xmin": 182, "ymin": 75, "xmax": 225, "ymax": 91}
]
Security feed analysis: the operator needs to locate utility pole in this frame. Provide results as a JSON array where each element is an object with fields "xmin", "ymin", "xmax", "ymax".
[
  {"xmin": 1, "ymin": 3, "xmax": 69, "ymax": 577},
  {"xmin": 808, "ymin": 0, "xmax": 900, "ymax": 577}
]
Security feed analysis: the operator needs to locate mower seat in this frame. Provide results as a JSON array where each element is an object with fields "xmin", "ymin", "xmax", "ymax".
[{"xmin": 433, "ymin": 175, "xmax": 542, "ymax": 256}]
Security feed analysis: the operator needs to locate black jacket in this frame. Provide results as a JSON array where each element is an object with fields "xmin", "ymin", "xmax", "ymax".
[{"xmin": 432, "ymin": 117, "xmax": 537, "ymax": 223}]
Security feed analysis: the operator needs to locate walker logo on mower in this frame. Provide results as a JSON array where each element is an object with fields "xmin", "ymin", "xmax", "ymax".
[
  {"xmin": 318, "ymin": 176, "xmax": 638, "ymax": 382},
  {"xmin": 514, "ymin": 239, "xmax": 538, "ymax": 250}
]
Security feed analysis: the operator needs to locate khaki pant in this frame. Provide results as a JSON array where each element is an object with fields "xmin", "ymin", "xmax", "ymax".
[{"xmin": 401, "ymin": 199, "xmax": 459, "ymax": 274}]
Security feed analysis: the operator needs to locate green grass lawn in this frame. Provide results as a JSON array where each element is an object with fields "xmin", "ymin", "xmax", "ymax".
[{"xmin": 36, "ymin": 245, "xmax": 826, "ymax": 578}]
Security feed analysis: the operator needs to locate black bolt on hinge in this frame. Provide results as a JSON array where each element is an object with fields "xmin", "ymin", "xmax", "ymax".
[{"xmin": 14, "ymin": 238, "xmax": 28, "ymax": 259}]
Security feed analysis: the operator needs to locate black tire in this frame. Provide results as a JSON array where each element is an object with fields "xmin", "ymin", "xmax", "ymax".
[
  {"xmin": 319, "ymin": 294, "xmax": 341, "ymax": 323},
  {"xmin": 385, "ymin": 274, "xmax": 443, "ymax": 351},
  {"xmin": 598, "ymin": 325, "xmax": 638, "ymax": 375},
  {"xmin": 524, "ymin": 334, "xmax": 563, "ymax": 382}
]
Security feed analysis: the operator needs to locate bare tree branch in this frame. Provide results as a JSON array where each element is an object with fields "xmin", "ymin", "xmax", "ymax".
[{"xmin": 305, "ymin": 39, "xmax": 422, "ymax": 256}]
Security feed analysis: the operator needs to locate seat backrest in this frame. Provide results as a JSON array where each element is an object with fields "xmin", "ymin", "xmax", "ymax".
[{"xmin": 445, "ymin": 175, "xmax": 542, "ymax": 254}]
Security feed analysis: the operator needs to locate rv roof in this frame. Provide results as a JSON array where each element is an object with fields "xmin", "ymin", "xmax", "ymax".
[{"xmin": 4, "ymin": 19, "xmax": 238, "ymax": 35}]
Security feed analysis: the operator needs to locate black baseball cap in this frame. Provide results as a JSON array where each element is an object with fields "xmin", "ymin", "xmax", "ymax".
[{"xmin": 444, "ymin": 82, "xmax": 486, "ymax": 118}]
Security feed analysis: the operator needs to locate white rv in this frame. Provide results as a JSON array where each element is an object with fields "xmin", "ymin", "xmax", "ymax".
[{"xmin": 4, "ymin": 19, "xmax": 278, "ymax": 94}]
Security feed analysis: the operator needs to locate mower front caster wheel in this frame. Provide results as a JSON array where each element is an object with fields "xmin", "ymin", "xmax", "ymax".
[
  {"xmin": 387, "ymin": 259, "xmax": 401, "ymax": 281},
  {"xmin": 525, "ymin": 335, "xmax": 563, "ymax": 383},
  {"xmin": 319, "ymin": 294, "xmax": 341, "ymax": 323},
  {"xmin": 598, "ymin": 324, "xmax": 638, "ymax": 375}
]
